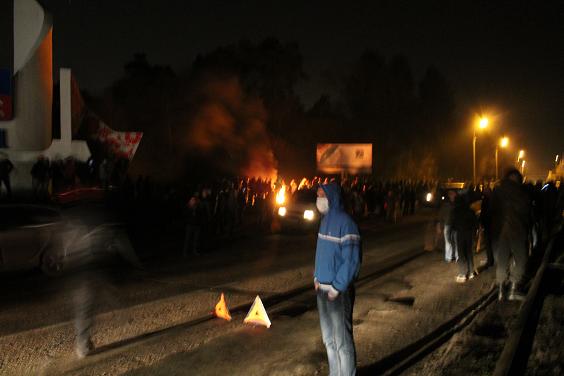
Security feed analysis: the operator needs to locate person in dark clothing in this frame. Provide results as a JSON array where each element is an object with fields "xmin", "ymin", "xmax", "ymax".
[
  {"xmin": 31, "ymin": 155, "xmax": 51, "ymax": 199},
  {"xmin": 451, "ymin": 194, "xmax": 479, "ymax": 283},
  {"xmin": 182, "ymin": 193, "xmax": 206, "ymax": 257},
  {"xmin": 0, "ymin": 155, "xmax": 14, "ymax": 199},
  {"xmin": 439, "ymin": 190, "xmax": 458, "ymax": 262},
  {"xmin": 490, "ymin": 168, "xmax": 532, "ymax": 301},
  {"xmin": 479, "ymin": 186, "xmax": 495, "ymax": 267}
]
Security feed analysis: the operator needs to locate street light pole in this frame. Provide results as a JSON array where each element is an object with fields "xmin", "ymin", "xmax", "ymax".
[
  {"xmin": 473, "ymin": 116, "xmax": 489, "ymax": 185},
  {"xmin": 473, "ymin": 128, "xmax": 477, "ymax": 185},
  {"xmin": 495, "ymin": 146, "xmax": 499, "ymax": 180}
]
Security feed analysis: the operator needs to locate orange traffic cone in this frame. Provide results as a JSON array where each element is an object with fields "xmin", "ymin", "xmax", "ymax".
[
  {"xmin": 244, "ymin": 295, "xmax": 271, "ymax": 328},
  {"xmin": 214, "ymin": 293, "xmax": 232, "ymax": 321}
]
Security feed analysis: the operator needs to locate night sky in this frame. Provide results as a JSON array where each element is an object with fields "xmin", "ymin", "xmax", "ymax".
[{"xmin": 43, "ymin": 0, "xmax": 564, "ymax": 177}]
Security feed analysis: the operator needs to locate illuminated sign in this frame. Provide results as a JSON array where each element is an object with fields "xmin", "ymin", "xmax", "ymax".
[{"xmin": 316, "ymin": 143, "xmax": 373, "ymax": 174}]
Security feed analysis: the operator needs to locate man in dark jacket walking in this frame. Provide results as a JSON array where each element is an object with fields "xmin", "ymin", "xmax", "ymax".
[
  {"xmin": 491, "ymin": 169, "xmax": 531, "ymax": 301},
  {"xmin": 314, "ymin": 182, "xmax": 361, "ymax": 376},
  {"xmin": 452, "ymin": 194, "xmax": 479, "ymax": 283}
]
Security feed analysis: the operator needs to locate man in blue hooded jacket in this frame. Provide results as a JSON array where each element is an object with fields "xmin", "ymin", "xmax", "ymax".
[{"xmin": 314, "ymin": 182, "xmax": 362, "ymax": 376}]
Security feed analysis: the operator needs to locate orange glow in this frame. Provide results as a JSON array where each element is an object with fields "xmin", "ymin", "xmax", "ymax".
[
  {"xmin": 298, "ymin": 177, "xmax": 310, "ymax": 190},
  {"xmin": 276, "ymin": 185, "xmax": 286, "ymax": 205},
  {"xmin": 214, "ymin": 293, "xmax": 232, "ymax": 321},
  {"xmin": 244, "ymin": 295, "xmax": 271, "ymax": 328}
]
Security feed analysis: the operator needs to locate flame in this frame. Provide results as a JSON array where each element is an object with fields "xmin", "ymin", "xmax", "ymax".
[
  {"xmin": 244, "ymin": 295, "xmax": 271, "ymax": 328},
  {"xmin": 276, "ymin": 185, "xmax": 286, "ymax": 205},
  {"xmin": 298, "ymin": 177, "xmax": 310, "ymax": 190},
  {"xmin": 214, "ymin": 293, "xmax": 232, "ymax": 321}
]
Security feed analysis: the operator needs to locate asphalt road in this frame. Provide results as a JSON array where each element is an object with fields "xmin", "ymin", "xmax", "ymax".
[{"xmin": 0, "ymin": 210, "xmax": 434, "ymax": 375}]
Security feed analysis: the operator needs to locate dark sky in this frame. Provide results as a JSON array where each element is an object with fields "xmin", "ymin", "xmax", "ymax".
[{"xmin": 43, "ymin": 0, "xmax": 564, "ymax": 177}]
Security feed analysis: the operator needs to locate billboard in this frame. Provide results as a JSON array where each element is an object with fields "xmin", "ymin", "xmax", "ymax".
[{"xmin": 317, "ymin": 143, "xmax": 372, "ymax": 174}]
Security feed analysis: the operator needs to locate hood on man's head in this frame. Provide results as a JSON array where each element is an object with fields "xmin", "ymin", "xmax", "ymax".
[
  {"xmin": 320, "ymin": 182, "xmax": 343, "ymax": 211},
  {"xmin": 504, "ymin": 168, "xmax": 523, "ymax": 184}
]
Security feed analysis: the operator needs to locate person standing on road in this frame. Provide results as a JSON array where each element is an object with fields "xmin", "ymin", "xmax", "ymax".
[
  {"xmin": 0, "ymin": 154, "xmax": 14, "ymax": 199},
  {"xmin": 490, "ymin": 168, "xmax": 532, "ymax": 301},
  {"xmin": 314, "ymin": 182, "xmax": 362, "ymax": 376},
  {"xmin": 479, "ymin": 185, "xmax": 495, "ymax": 268},
  {"xmin": 451, "ymin": 194, "xmax": 479, "ymax": 283},
  {"xmin": 31, "ymin": 155, "xmax": 51, "ymax": 199},
  {"xmin": 439, "ymin": 190, "xmax": 458, "ymax": 263},
  {"xmin": 182, "ymin": 193, "xmax": 205, "ymax": 257}
]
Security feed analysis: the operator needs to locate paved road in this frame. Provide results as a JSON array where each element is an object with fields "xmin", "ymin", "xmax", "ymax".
[{"xmin": 0, "ymin": 210, "xmax": 433, "ymax": 375}]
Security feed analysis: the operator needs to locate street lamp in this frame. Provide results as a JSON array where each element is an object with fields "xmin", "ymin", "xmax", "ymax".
[
  {"xmin": 473, "ymin": 116, "xmax": 489, "ymax": 184},
  {"xmin": 517, "ymin": 150, "xmax": 525, "ymax": 162},
  {"xmin": 521, "ymin": 160, "xmax": 526, "ymax": 175},
  {"xmin": 496, "ymin": 136, "xmax": 509, "ymax": 180}
]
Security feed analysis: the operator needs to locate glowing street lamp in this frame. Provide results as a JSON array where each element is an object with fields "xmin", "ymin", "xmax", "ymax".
[
  {"xmin": 517, "ymin": 150, "xmax": 525, "ymax": 162},
  {"xmin": 473, "ymin": 116, "xmax": 489, "ymax": 184},
  {"xmin": 521, "ymin": 160, "xmax": 526, "ymax": 175},
  {"xmin": 495, "ymin": 136, "xmax": 509, "ymax": 180},
  {"xmin": 479, "ymin": 117, "xmax": 489, "ymax": 129}
]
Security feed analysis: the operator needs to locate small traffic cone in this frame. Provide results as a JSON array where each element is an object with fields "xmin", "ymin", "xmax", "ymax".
[
  {"xmin": 243, "ymin": 295, "xmax": 271, "ymax": 328},
  {"xmin": 214, "ymin": 293, "xmax": 232, "ymax": 321}
]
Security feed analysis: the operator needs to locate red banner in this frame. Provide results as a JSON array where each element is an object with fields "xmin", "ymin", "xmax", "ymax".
[
  {"xmin": 96, "ymin": 123, "xmax": 143, "ymax": 160},
  {"xmin": 0, "ymin": 94, "xmax": 12, "ymax": 120}
]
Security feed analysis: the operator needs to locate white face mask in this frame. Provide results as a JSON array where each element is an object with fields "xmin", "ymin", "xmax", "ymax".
[{"xmin": 316, "ymin": 197, "xmax": 329, "ymax": 214}]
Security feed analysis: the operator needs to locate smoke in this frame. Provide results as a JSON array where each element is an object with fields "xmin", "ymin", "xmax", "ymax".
[{"xmin": 186, "ymin": 76, "xmax": 277, "ymax": 181}]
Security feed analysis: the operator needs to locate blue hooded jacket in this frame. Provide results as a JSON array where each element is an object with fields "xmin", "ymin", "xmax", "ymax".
[{"xmin": 314, "ymin": 183, "xmax": 362, "ymax": 292}]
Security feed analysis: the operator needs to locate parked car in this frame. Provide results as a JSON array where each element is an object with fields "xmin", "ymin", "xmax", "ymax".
[{"xmin": 0, "ymin": 205, "xmax": 64, "ymax": 275}]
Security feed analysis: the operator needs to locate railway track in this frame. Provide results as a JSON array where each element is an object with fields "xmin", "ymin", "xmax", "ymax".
[{"xmin": 363, "ymin": 225, "xmax": 564, "ymax": 376}]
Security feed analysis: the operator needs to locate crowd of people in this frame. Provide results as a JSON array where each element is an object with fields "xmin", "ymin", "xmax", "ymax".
[{"xmin": 438, "ymin": 168, "xmax": 563, "ymax": 301}]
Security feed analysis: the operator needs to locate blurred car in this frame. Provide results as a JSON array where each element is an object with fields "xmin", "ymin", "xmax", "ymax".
[
  {"xmin": 423, "ymin": 182, "xmax": 466, "ymax": 207},
  {"xmin": 0, "ymin": 204, "xmax": 139, "ymax": 276},
  {"xmin": 0, "ymin": 205, "xmax": 64, "ymax": 275},
  {"xmin": 276, "ymin": 189, "xmax": 319, "ymax": 231}
]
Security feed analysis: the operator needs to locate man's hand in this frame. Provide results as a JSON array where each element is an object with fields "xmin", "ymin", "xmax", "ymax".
[
  {"xmin": 314, "ymin": 279, "xmax": 320, "ymax": 291},
  {"xmin": 328, "ymin": 286, "xmax": 340, "ymax": 301}
]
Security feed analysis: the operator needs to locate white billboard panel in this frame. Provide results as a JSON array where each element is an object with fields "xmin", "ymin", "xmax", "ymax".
[{"xmin": 316, "ymin": 143, "xmax": 372, "ymax": 174}]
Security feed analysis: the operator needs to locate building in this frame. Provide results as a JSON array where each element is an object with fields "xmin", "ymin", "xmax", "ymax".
[{"xmin": 0, "ymin": 0, "xmax": 138, "ymax": 192}]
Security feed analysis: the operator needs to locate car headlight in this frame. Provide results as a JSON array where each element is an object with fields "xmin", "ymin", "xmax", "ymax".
[
  {"xmin": 425, "ymin": 193, "xmax": 433, "ymax": 202},
  {"xmin": 278, "ymin": 207, "xmax": 287, "ymax": 217},
  {"xmin": 304, "ymin": 210, "xmax": 315, "ymax": 221}
]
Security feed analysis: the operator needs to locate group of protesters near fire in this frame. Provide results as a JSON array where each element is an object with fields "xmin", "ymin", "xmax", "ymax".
[{"xmin": 439, "ymin": 168, "xmax": 563, "ymax": 301}]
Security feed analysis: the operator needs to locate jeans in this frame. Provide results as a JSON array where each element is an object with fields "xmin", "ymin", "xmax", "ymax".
[
  {"xmin": 317, "ymin": 287, "xmax": 356, "ymax": 376},
  {"xmin": 444, "ymin": 225, "xmax": 458, "ymax": 261}
]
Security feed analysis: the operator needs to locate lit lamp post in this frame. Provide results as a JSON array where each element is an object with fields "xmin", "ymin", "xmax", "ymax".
[
  {"xmin": 473, "ymin": 117, "xmax": 489, "ymax": 184},
  {"xmin": 517, "ymin": 149, "xmax": 525, "ymax": 163},
  {"xmin": 521, "ymin": 160, "xmax": 526, "ymax": 175},
  {"xmin": 496, "ymin": 136, "xmax": 509, "ymax": 180}
]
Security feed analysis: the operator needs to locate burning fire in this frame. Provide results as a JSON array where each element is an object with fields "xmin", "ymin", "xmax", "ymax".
[
  {"xmin": 214, "ymin": 293, "xmax": 232, "ymax": 321},
  {"xmin": 275, "ymin": 185, "xmax": 286, "ymax": 205},
  {"xmin": 244, "ymin": 295, "xmax": 271, "ymax": 328},
  {"xmin": 298, "ymin": 177, "xmax": 310, "ymax": 191}
]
